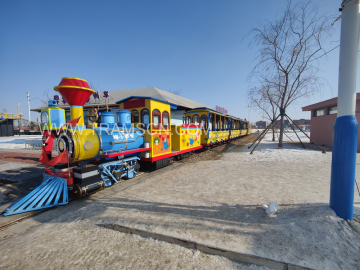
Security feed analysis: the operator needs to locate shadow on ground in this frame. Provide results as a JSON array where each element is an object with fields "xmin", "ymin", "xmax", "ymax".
[{"xmin": 0, "ymin": 165, "xmax": 44, "ymax": 204}]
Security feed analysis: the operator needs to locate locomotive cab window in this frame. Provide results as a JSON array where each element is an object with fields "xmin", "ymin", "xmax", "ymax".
[
  {"xmin": 131, "ymin": 110, "xmax": 139, "ymax": 123},
  {"xmin": 152, "ymin": 109, "xmax": 161, "ymax": 129},
  {"xmin": 141, "ymin": 109, "xmax": 150, "ymax": 129},
  {"xmin": 201, "ymin": 115, "xmax": 207, "ymax": 129},
  {"xmin": 162, "ymin": 111, "xmax": 169, "ymax": 129}
]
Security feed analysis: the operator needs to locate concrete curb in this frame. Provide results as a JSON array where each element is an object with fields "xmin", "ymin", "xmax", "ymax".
[{"xmin": 97, "ymin": 223, "xmax": 313, "ymax": 270}]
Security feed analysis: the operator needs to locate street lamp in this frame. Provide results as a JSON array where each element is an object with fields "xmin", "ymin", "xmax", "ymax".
[
  {"xmin": 246, "ymin": 105, "xmax": 251, "ymax": 122},
  {"xmin": 17, "ymin": 103, "xmax": 20, "ymax": 136},
  {"xmin": 27, "ymin": 92, "xmax": 31, "ymax": 131}
]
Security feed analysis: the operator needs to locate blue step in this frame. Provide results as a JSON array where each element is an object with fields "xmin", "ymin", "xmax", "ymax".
[{"xmin": 2, "ymin": 174, "xmax": 69, "ymax": 216}]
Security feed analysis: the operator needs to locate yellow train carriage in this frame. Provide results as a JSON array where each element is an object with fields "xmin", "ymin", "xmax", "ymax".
[
  {"xmin": 118, "ymin": 96, "xmax": 173, "ymax": 162},
  {"xmin": 171, "ymin": 124, "xmax": 202, "ymax": 151},
  {"xmin": 247, "ymin": 123, "xmax": 253, "ymax": 134},
  {"xmin": 184, "ymin": 108, "xmax": 237, "ymax": 146},
  {"xmin": 117, "ymin": 96, "xmax": 202, "ymax": 168},
  {"xmin": 239, "ymin": 120, "xmax": 253, "ymax": 136}
]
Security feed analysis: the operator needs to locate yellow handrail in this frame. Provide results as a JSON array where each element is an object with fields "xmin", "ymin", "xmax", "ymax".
[{"xmin": 0, "ymin": 113, "xmax": 19, "ymax": 120}]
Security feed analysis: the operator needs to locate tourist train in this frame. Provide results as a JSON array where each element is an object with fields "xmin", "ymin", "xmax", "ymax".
[{"xmin": 3, "ymin": 77, "xmax": 252, "ymax": 216}]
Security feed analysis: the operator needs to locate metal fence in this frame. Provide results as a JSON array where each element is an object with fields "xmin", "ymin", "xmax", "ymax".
[{"xmin": 25, "ymin": 138, "xmax": 58, "ymax": 150}]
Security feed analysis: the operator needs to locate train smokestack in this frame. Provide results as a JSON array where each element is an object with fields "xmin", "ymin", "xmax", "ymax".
[{"xmin": 54, "ymin": 77, "xmax": 94, "ymax": 127}]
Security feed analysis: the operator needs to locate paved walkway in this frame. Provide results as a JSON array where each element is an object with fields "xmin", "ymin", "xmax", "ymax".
[
  {"xmin": 0, "ymin": 152, "xmax": 41, "ymax": 165},
  {"xmin": 0, "ymin": 137, "xmax": 360, "ymax": 269}
]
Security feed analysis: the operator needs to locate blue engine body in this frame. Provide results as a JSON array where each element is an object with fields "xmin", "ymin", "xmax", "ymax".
[{"xmin": 94, "ymin": 109, "xmax": 144, "ymax": 161}]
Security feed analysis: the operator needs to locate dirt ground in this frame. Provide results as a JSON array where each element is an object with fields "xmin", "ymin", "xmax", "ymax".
[
  {"xmin": 181, "ymin": 134, "xmax": 257, "ymax": 163},
  {"xmin": 1, "ymin": 134, "xmax": 360, "ymax": 269}
]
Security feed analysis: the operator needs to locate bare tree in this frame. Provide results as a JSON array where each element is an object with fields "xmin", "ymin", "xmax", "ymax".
[
  {"xmin": 88, "ymin": 82, "xmax": 101, "ymax": 92},
  {"xmin": 248, "ymin": 82, "xmax": 280, "ymax": 141},
  {"xmin": 249, "ymin": 0, "xmax": 333, "ymax": 147},
  {"xmin": 35, "ymin": 88, "xmax": 53, "ymax": 106},
  {"xmin": 167, "ymin": 88, "xmax": 182, "ymax": 96}
]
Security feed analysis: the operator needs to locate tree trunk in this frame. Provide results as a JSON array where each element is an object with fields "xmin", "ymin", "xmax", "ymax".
[
  {"xmin": 272, "ymin": 125, "xmax": 275, "ymax": 141},
  {"xmin": 278, "ymin": 112, "xmax": 285, "ymax": 147}
]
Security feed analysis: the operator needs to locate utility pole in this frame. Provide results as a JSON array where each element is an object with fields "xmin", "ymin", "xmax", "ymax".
[
  {"xmin": 330, "ymin": 0, "xmax": 360, "ymax": 220},
  {"xmin": 17, "ymin": 103, "xmax": 20, "ymax": 136},
  {"xmin": 27, "ymin": 92, "xmax": 31, "ymax": 130}
]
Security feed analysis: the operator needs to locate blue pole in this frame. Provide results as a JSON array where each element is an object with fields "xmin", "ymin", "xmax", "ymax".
[{"xmin": 330, "ymin": 0, "xmax": 360, "ymax": 221}]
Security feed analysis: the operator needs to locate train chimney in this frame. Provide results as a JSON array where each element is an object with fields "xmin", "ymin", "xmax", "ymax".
[{"xmin": 54, "ymin": 77, "xmax": 94, "ymax": 127}]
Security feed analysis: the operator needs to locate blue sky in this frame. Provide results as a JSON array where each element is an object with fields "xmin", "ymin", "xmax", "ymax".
[{"xmin": 0, "ymin": 0, "xmax": 349, "ymax": 123}]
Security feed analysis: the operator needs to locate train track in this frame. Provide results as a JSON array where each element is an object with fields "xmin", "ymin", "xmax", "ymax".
[
  {"xmin": 0, "ymin": 135, "xmax": 254, "ymax": 231},
  {"xmin": 0, "ymin": 208, "xmax": 52, "ymax": 231}
]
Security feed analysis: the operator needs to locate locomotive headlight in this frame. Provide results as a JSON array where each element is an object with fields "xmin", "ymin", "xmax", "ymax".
[
  {"xmin": 57, "ymin": 132, "xmax": 74, "ymax": 156},
  {"xmin": 41, "ymin": 111, "xmax": 48, "ymax": 126},
  {"xmin": 58, "ymin": 138, "xmax": 66, "ymax": 151}
]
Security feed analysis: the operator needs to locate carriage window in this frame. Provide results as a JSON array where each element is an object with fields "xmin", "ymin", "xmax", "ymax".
[
  {"xmin": 201, "ymin": 115, "xmax": 207, "ymax": 129},
  {"xmin": 131, "ymin": 110, "xmax": 139, "ymax": 123},
  {"xmin": 186, "ymin": 116, "xmax": 191, "ymax": 124},
  {"xmin": 141, "ymin": 109, "xmax": 150, "ymax": 129},
  {"xmin": 209, "ymin": 114, "xmax": 213, "ymax": 131},
  {"xmin": 193, "ymin": 114, "xmax": 199, "ymax": 125},
  {"xmin": 162, "ymin": 111, "xmax": 169, "ymax": 129},
  {"xmin": 215, "ymin": 115, "xmax": 220, "ymax": 130},
  {"xmin": 225, "ymin": 118, "xmax": 228, "ymax": 129},
  {"xmin": 152, "ymin": 109, "xmax": 161, "ymax": 129}
]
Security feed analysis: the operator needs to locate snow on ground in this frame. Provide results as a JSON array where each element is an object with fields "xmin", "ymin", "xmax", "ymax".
[
  {"xmin": 252, "ymin": 129, "xmax": 310, "ymax": 143},
  {"xmin": 1, "ymin": 133, "xmax": 360, "ymax": 269},
  {"xmin": 0, "ymin": 135, "xmax": 42, "ymax": 149}
]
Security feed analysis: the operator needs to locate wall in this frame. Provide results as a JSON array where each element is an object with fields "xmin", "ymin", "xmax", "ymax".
[
  {"xmin": 310, "ymin": 99, "xmax": 360, "ymax": 151},
  {"xmin": 310, "ymin": 113, "xmax": 337, "ymax": 148},
  {"xmin": 0, "ymin": 119, "xmax": 14, "ymax": 137}
]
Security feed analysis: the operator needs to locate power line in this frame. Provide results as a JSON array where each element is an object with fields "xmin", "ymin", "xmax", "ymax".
[{"xmin": 310, "ymin": 45, "xmax": 340, "ymax": 62}]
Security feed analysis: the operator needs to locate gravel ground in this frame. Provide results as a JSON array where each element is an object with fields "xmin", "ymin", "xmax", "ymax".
[{"xmin": 0, "ymin": 134, "xmax": 359, "ymax": 269}]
